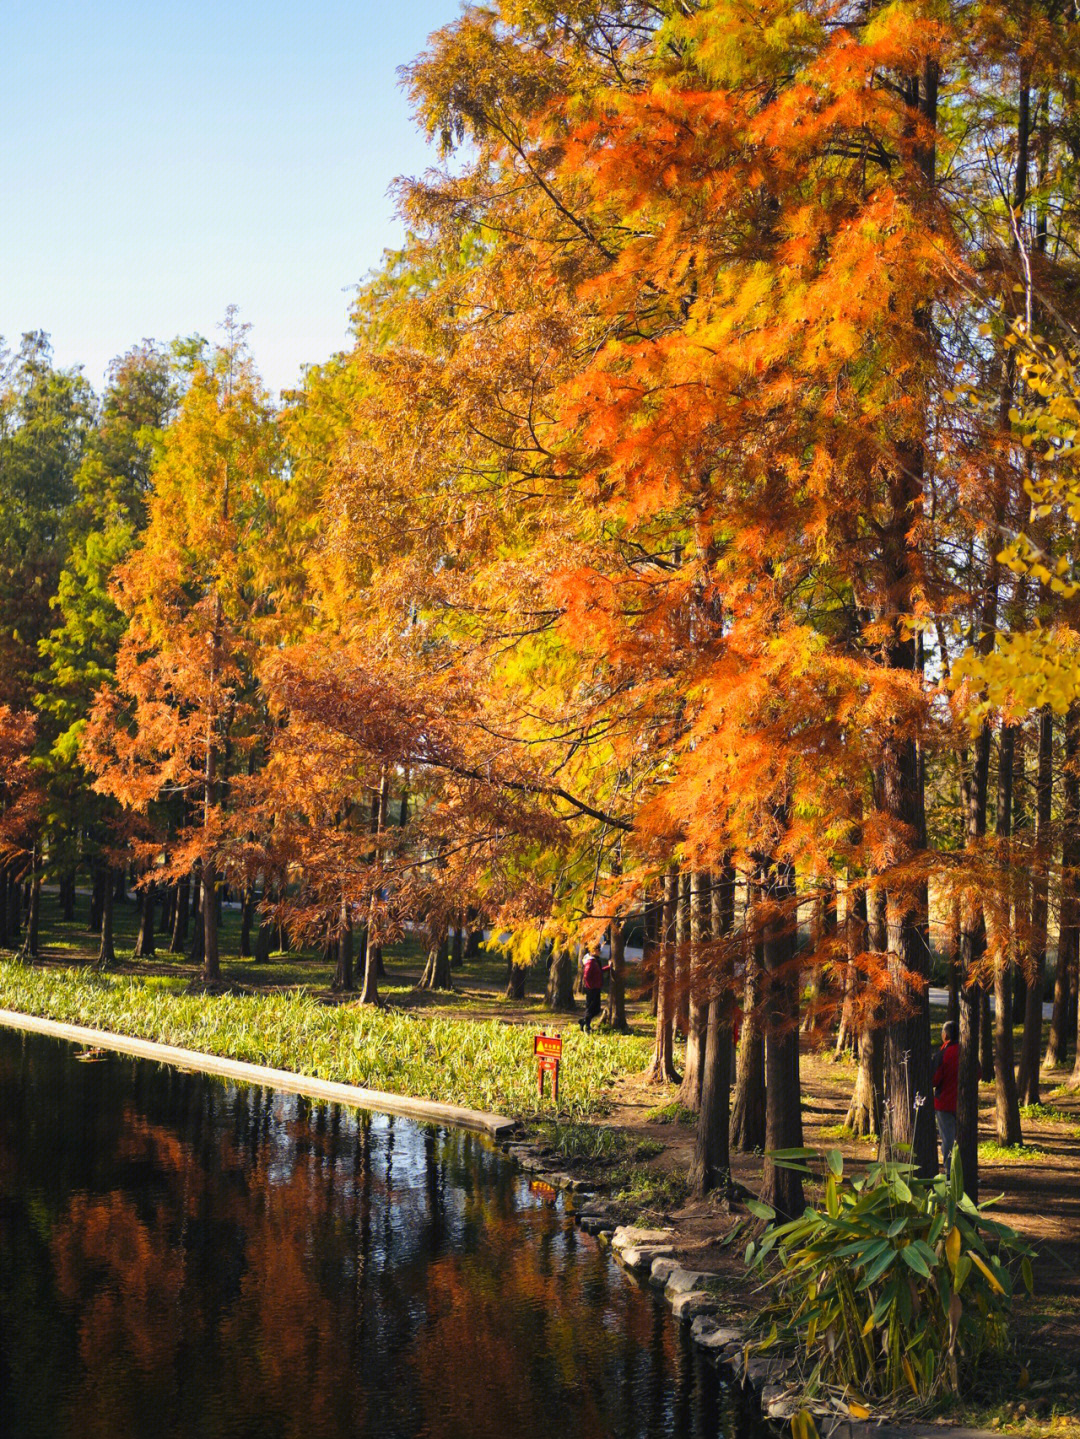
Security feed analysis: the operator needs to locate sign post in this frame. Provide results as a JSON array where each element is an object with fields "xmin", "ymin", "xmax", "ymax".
[{"xmin": 534, "ymin": 1032, "xmax": 563, "ymax": 1101}]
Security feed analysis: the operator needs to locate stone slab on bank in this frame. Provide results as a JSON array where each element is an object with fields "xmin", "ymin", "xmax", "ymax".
[{"xmin": 0, "ymin": 1009, "xmax": 517, "ymax": 1139}]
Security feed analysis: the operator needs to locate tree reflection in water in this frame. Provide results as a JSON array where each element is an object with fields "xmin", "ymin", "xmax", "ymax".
[{"xmin": 0, "ymin": 1029, "xmax": 736, "ymax": 1439}]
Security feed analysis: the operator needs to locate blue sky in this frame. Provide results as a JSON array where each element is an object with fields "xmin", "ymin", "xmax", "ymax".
[{"xmin": 0, "ymin": 0, "xmax": 459, "ymax": 397}]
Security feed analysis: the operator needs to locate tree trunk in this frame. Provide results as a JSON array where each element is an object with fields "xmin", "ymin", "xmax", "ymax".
[
  {"xmin": 254, "ymin": 889, "xmax": 275, "ymax": 964},
  {"xmin": 1011, "ymin": 722, "xmax": 1031, "ymax": 1041},
  {"xmin": 691, "ymin": 860, "xmax": 736, "ymax": 1197},
  {"xmin": 419, "ymin": 920, "xmax": 454, "ymax": 991},
  {"xmin": 332, "ymin": 896, "xmax": 354, "ymax": 993},
  {"xmin": 20, "ymin": 856, "xmax": 41, "ymax": 960},
  {"xmin": 605, "ymin": 918, "xmax": 629, "ymax": 1031},
  {"xmin": 189, "ymin": 865, "xmax": 205, "ymax": 968},
  {"xmin": 879, "ymin": 66, "xmax": 937, "ymax": 1172},
  {"xmin": 359, "ymin": 769, "xmax": 388, "ymax": 1006},
  {"xmin": 675, "ymin": 869, "xmax": 691, "ymax": 1038},
  {"xmin": 644, "ymin": 884, "xmax": 659, "ymax": 1014},
  {"xmin": 240, "ymin": 886, "xmax": 255, "ymax": 958},
  {"xmin": 96, "ymin": 868, "xmax": 116, "ymax": 970},
  {"xmin": 160, "ymin": 884, "xmax": 174, "ymax": 938},
  {"xmin": 1065, "ymin": 724, "xmax": 1080, "ymax": 1089},
  {"xmin": 202, "ymin": 859, "xmax": 220, "ymax": 983},
  {"xmin": 804, "ymin": 882, "xmax": 836, "ymax": 1037},
  {"xmin": 845, "ymin": 885, "xmax": 885, "ymax": 1138},
  {"xmin": 465, "ymin": 910, "xmax": 484, "ymax": 958},
  {"xmin": 1048, "ymin": 704, "xmax": 1080, "ymax": 1067},
  {"xmin": 88, "ymin": 866, "xmax": 104, "ymax": 934},
  {"xmin": 170, "ymin": 876, "xmax": 190, "ymax": 952},
  {"xmin": 505, "ymin": 961, "xmax": 527, "ymax": 1000},
  {"xmin": 1019, "ymin": 706, "xmax": 1052, "ymax": 1103},
  {"xmin": 761, "ymin": 856, "xmax": 804, "ymax": 1220},
  {"xmin": 546, "ymin": 946, "xmax": 577, "ymax": 1012},
  {"xmin": 451, "ymin": 914, "xmax": 464, "ymax": 970},
  {"xmin": 645, "ymin": 865, "xmax": 680, "ymax": 1083},
  {"xmin": 731, "ymin": 885, "xmax": 766, "ymax": 1153},
  {"xmin": 881, "ymin": 731, "xmax": 936, "ymax": 1178},
  {"xmin": 134, "ymin": 880, "xmax": 156, "ymax": 959},
  {"xmin": 979, "ymin": 988, "xmax": 994, "ymax": 1084},
  {"xmin": 1046, "ymin": 949, "xmax": 1072, "ymax": 1068},
  {"xmin": 678, "ymin": 871, "xmax": 709, "ymax": 1109},
  {"xmin": 993, "ymin": 725, "xmax": 1023, "ymax": 1144},
  {"xmin": 956, "ymin": 721, "xmax": 992, "ymax": 1202}
]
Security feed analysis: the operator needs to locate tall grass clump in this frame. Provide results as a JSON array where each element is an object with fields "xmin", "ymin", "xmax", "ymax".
[
  {"xmin": 745, "ymin": 1148, "xmax": 1034, "ymax": 1412},
  {"xmin": 0, "ymin": 960, "xmax": 651, "ymax": 1121}
]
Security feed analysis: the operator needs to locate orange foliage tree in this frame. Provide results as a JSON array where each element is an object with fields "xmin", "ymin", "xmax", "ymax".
[{"xmin": 83, "ymin": 319, "xmax": 286, "ymax": 984}]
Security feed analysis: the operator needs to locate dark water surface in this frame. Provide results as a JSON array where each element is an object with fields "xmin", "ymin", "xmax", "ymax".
[{"xmin": 0, "ymin": 1027, "xmax": 741, "ymax": 1439}]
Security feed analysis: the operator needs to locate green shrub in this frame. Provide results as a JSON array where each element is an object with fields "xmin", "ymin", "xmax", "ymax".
[
  {"xmin": 538, "ymin": 1121, "xmax": 627, "ymax": 1161},
  {"xmin": 645, "ymin": 1100, "xmax": 697, "ymax": 1125},
  {"xmin": 978, "ymin": 1142, "xmax": 1050, "ymax": 1165},
  {"xmin": 818, "ymin": 1123, "xmax": 876, "ymax": 1146},
  {"xmin": 613, "ymin": 1164, "xmax": 688, "ymax": 1211},
  {"xmin": 537, "ymin": 1122, "xmax": 664, "ymax": 1164},
  {"xmin": 745, "ymin": 1148, "xmax": 1034, "ymax": 1408}
]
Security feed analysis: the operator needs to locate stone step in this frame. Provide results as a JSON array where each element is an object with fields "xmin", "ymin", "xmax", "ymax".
[{"xmin": 670, "ymin": 1290, "xmax": 722, "ymax": 1321}]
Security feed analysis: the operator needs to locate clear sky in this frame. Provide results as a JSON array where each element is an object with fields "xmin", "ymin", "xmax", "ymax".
[{"xmin": 0, "ymin": 0, "xmax": 459, "ymax": 398}]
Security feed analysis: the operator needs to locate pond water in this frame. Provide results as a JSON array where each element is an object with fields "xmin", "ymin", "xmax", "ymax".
[{"xmin": 0, "ymin": 1027, "xmax": 748, "ymax": 1439}]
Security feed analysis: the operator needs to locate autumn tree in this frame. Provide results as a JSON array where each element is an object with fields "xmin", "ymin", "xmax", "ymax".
[
  {"xmin": 84, "ymin": 317, "xmax": 282, "ymax": 984},
  {"xmin": 0, "ymin": 708, "xmax": 43, "ymax": 955}
]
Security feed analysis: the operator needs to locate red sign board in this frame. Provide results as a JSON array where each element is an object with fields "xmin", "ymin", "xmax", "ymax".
[{"xmin": 534, "ymin": 1033, "xmax": 562, "ymax": 1100}]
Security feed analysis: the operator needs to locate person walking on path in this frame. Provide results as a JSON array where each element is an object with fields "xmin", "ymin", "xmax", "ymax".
[
  {"xmin": 578, "ymin": 947, "xmax": 610, "ymax": 1034},
  {"xmin": 933, "ymin": 1020, "xmax": 959, "ymax": 1174}
]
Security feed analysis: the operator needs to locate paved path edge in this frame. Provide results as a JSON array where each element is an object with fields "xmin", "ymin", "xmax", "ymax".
[{"xmin": 0, "ymin": 1007, "xmax": 517, "ymax": 1139}]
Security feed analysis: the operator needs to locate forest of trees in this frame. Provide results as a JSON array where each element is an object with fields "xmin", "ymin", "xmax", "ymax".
[{"xmin": 3, "ymin": 0, "xmax": 1080, "ymax": 1220}]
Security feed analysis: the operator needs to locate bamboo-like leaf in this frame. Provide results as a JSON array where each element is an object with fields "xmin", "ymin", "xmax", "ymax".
[
  {"xmin": 902, "ymin": 1355, "xmax": 920, "ymax": 1395},
  {"xmin": 900, "ymin": 1245, "xmax": 933, "ymax": 1280},
  {"xmin": 746, "ymin": 1198, "xmax": 776, "ymax": 1222},
  {"xmin": 970, "ymin": 1251, "xmax": 1006, "ymax": 1295},
  {"xmin": 945, "ymin": 1225, "xmax": 961, "ymax": 1273},
  {"xmin": 954, "ymin": 1252, "xmax": 972, "ymax": 1293},
  {"xmin": 857, "ymin": 1248, "xmax": 897, "ymax": 1289},
  {"xmin": 1021, "ymin": 1257, "xmax": 1034, "ymax": 1295}
]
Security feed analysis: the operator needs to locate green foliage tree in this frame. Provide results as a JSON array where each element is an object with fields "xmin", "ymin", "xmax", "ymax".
[{"xmin": 0, "ymin": 332, "xmax": 94, "ymax": 710}]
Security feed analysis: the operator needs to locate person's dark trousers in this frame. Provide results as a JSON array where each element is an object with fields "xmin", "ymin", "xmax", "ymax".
[
  {"xmin": 936, "ymin": 1109, "xmax": 956, "ymax": 1174},
  {"xmin": 580, "ymin": 987, "xmax": 602, "ymax": 1032}
]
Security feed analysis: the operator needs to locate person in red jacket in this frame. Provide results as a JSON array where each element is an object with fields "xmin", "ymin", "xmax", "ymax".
[
  {"xmin": 933, "ymin": 1020, "xmax": 959, "ymax": 1174},
  {"xmin": 578, "ymin": 948, "xmax": 610, "ymax": 1034}
]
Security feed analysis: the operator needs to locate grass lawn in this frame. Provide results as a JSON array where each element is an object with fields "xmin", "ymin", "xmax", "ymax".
[{"xmin": 0, "ymin": 889, "xmax": 653, "ymax": 1121}]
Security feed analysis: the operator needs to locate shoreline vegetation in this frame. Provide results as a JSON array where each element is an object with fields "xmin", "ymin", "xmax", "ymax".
[{"xmin": 0, "ymin": 956, "xmax": 651, "ymax": 1123}]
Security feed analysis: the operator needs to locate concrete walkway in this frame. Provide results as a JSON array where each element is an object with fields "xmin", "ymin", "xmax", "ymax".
[
  {"xmin": 0, "ymin": 1009, "xmax": 517, "ymax": 1139},
  {"xmin": 928, "ymin": 987, "xmax": 1053, "ymax": 1019}
]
